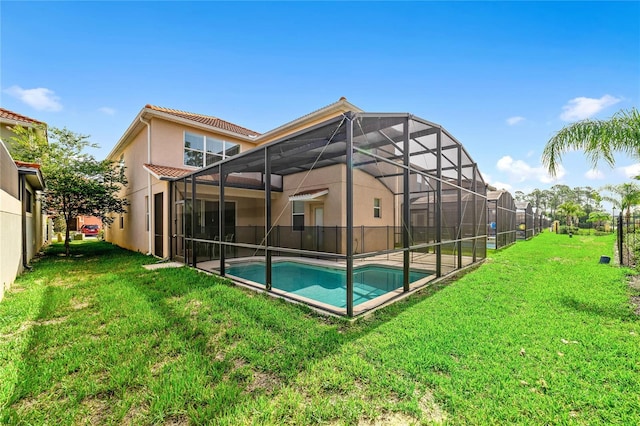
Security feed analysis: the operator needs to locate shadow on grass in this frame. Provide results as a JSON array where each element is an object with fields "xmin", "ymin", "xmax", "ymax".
[
  {"xmin": 560, "ymin": 296, "xmax": 634, "ymax": 321},
  {"xmin": 3, "ymin": 240, "xmax": 460, "ymax": 423}
]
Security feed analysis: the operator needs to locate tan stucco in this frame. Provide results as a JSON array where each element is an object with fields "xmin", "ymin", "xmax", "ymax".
[
  {"xmin": 105, "ymin": 112, "xmax": 260, "ymax": 256},
  {"xmin": 0, "ymin": 139, "xmax": 49, "ymax": 302},
  {"xmin": 105, "ymin": 99, "xmax": 370, "ymax": 257},
  {"xmin": 256, "ymin": 98, "xmax": 362, "ymax": 145},
  {"xmin": 0, "ymin": 186, "xmax": 22, "ymax": 301}
]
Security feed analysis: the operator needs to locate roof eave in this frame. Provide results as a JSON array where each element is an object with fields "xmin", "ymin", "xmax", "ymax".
[
  {"xmin": 106, "ymin": 107, "xmax": 258, "ymax": 161},
  {"xmin": 255, "ymin": 99, "xmax": 364, "ymax": 142},
  {"xmin": 17, "ymin": 166, "xmax": 46, "ymax": 190}
]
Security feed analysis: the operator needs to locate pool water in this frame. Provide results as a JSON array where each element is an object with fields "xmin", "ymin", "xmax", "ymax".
[{"xmin": 226, "ymin": 261, "xmax": 431, "ymax": 308}]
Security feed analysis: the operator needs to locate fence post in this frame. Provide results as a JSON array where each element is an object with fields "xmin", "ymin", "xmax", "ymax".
[{"xmin": 617, "ymin": 213, "xmax": 623, "ymax": 265}]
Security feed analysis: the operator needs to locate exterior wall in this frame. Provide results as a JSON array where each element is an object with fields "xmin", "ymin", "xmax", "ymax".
[
  {"xmin": 72, "ymin": 215, "xmax": 102, "ymax": 231},
  {"xmin": 0, "ymin": 179, "xmax": 22, "ymax": 302},
  {"xmin": 0, "ymin": 142, "xmax": 22, "ymax": 301},
  {"xmin": 106, "ymin": 117, "xmax": 259, "ymax": 256},
  {"xmin": 150, "ymin": 118, "xmax": 256, "ymax": 169},
  {"xmin": 104, "ymin": 125, "xmax": 148, "ymax": 252},
  {"xmin": 273, "ymin": 164, "xmax": 394, "ymax": 228}
]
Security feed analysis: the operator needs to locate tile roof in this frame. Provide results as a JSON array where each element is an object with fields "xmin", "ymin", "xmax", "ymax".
[
  {"xmin": 0, "ymin": 108, "xmax": 45, "ymax": 125},
  {"xmin": 291, "ymin": 187, "xmax": 329, "ymax": 197},
  {"xmin": 144, "ymin": 163, "xmax": 274, "ymax": 189},
  {"xmin": 15, "ymin": 160, "xmax": 42, "ymax": 169},
  {"xmin": 143, "ymin": 164, "xmax": 193, "ymax": 179},
  {"xmin": 145, "ymin": 105, "xmax": 260, "ymax": 137}
]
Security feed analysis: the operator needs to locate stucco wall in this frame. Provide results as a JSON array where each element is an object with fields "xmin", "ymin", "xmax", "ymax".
[
  {"xmin": 0, "ymin": 143, "xmax": 22, "ymax": 302},
  {"xmin": 106, "ymin": 116, "xmax": 259, "ymax": 257},
  {"xmin": 274, "ymin": 164, "xmax": 394, "ymax": 228},
  {"xmin": 0, "ymin": 188, "xmax": 22, "ymax": 302}
]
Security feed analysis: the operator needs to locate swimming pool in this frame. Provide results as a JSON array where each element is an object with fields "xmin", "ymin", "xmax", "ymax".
[{"xmin": 226, "ymin": 261, "xmax": 431, "ymax": 309}]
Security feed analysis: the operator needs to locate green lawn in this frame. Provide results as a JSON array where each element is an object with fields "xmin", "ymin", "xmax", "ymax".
[{"xmin": 1, "ymin": 233, "xmax": 638, "ymax": 425}]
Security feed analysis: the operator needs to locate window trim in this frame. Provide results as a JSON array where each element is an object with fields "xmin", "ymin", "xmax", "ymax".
[
  {"xmin": 25, "ymin": 189, "xmax": 33, "ymax": 214},
  {"xmin": 292, "ymin": 201, "xmax": 305, "ymax": 231},
  {"xmin": 183, "ymin": 131, "xmax": 240, "ymax": 168},
  {"xmin": 373, "ymin": 198, "xmax": 381, "ymax": 218}
]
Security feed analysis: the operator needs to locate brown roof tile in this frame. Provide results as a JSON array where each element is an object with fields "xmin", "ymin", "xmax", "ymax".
[
  {"xmin": 145, "ymin": 105, "xmax": 260, "ymax": 137},
  {"xmin": 143, "ymin": 164, "xmax": 193, "ymax": 179},
  {"xmin": 144, "ymin": 163, "xmax": 276, "ymax": 189},
  {"xmin": 0, "ymin": 108, "xmax": 45, "ymax": 125},
  {"xmin": 15, "ymin": 160, "xmax": 42, "ymax": 169}
]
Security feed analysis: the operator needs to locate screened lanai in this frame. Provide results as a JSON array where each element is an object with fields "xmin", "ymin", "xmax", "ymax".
[
  {"xmin": 515, "ymin": 201, "xmax": 534, "ymax": 240},
  {"xmin": 487, "ymin": 190, "xmax": 516, "ymax": 249},
  {"xmin": 170, "ymin": 112, "xmax": 487, "ymax": 316}
]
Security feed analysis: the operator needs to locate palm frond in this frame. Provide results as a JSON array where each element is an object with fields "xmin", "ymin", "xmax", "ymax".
[{"xmin": 542, "ymin": 107, "xmax": 640, "ymax": 176}]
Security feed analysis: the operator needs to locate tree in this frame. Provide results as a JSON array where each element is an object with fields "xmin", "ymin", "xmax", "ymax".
[
  {"xmin": 557, "ymin": 202, "xmax": 584, "ymax": 228},
  {"xmin": 587, "ymin": 211, "xmax": 611, "ymax": 232},
  {"xmin": 600, "ymin": 182, "xmax": 640, "ymax": 231},
  {"xmin": 542, "ymin": 108, "xmax": 640, "ymax": 176},
  {"xmin": 10, "ymin": 126, "xmax": 128, "ymax": 256}
]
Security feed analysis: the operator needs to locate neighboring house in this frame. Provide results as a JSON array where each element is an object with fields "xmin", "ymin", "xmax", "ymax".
[
  {"xmin": 486, "ymin": 189, "xmax": 517, "ymax": 249},
  {"xmin": 515, "ymin": 201, "xmax": 534, "ymax": 240},
  {"xmin": 105, "ymin": 97, "xmax": 364, "ymax": 257},
  {"xmin": 0, "ymin": 107, "xmax": 47, "ymax": 152},
  {"xmin": 69, "ymin": 215, "xmax": 103, "ymax": 232},
  {"xmin": 0, "ymin": 108, "xmax": 51, "ymax": 301}
]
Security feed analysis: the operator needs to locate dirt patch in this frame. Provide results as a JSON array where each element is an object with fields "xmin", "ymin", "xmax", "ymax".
[
  {"xmin": 246, "ymin": 369, "xmax": 282, "ymax": 394},
  {"xmin": 81, "ymin": 396, "xmax": 111, "ymax": 424},
  {"xmin": 358, "ymin": 412, "xmax": 419, "ymax": 426},
  {"xmin": 418, "ymin": 390, "xmax": 447, "ymax": 423},
  {"xmin": 0, "ymin": 317, "xmax": 68, "ymax": 339},
  {"xmin": 163, "ymin": 415, "xmax": 189, "ymax": 425},
  {"xmin": 187, "ymin": 299, "xmax": 203, "ymax": 316},
  {"xmin": 120, "ymin": 403, "xmax": 149, "ymax": 425},
  {"xmin": 631, "ymin": 296, "xmax": 640, "ymax": 316},
  {"xmin": 70, "ymin": 297, "xmax": 91, "ymax": 310},
  {"xmin": 357, "ymin": 389, "xmax": 446, "ymax": 426}
]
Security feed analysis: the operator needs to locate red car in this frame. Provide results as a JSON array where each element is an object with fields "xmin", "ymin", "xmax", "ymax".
[{"xmin": 80, "ymin": 224, "xmax": 100, "ymax": 237}]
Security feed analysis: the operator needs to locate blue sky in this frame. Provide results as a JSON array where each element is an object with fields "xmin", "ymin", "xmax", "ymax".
[{"xmin": 2, "ymin": 1, "xmax": 639, "ymax": 199}]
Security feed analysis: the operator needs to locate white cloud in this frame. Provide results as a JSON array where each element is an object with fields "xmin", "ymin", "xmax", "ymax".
[
  {"xmin": 617, "ymin": 163, "xmax": 640, "ymax": 179},
  {"xmin": 496, "ymin": 155, "xmax": 565, "ymax": 184},
  {"xmin": 490, "ymin": 181, "xmax": 513, "ymax": 191},
  {"xmin": 4, "ymin": 85, "xmax": 63, "ymax": 111},
  {"xmin": 506, "ymin": 116, "xmax": 525, "ymax": 126},
  {"xmin": 99, "ymin": 107, "xmax": 116, "ymax": 115},
  {"xmin": 585, "ymin": 169, "xmax": 605, "ymax": 180},
  {"xmin": 560, "ymin": 94, "xmax": 620, "ymax": 121}
]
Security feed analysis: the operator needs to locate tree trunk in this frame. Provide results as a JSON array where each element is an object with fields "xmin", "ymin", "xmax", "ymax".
[{"xmin": 65, "ymin": 217, "xmax": 72, "ymax": 257}]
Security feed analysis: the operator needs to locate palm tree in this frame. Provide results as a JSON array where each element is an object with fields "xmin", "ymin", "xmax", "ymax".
[
  {"xmin": 557, "ymin": 202, "xmax": 584, "ymax": 228},
  {"xmin": 600, "ymin": 183, "xmax": 640, "ymax": 231},
  {"xmin": 542, "ymin": 108, "xmax": 640, "ymax": 176}
]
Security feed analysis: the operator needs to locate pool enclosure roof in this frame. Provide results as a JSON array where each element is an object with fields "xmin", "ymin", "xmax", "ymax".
[{"xmin": 179, "ymin": 112, "xmax": 485, "ymax": 195}]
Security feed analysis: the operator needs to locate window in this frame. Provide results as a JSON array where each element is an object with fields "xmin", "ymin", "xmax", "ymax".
[
  {"xmin": 120, "ymin": 215, "xmax": 124, "ymax": 229},
  {"xmin": 118, "ymin": 153, "xmax": 125, "ymax": 178},
  {"xmin": 184, "ymin": 132, "xmax": 240, "ymax": 167},
  {"xmin": 292, "ymin": 201, "xmax": 305, "ymax": 231},
  {"xmin": 374, "ymin": 198, "xmax": 381, "ymax": 218},
  {"xmin": 25, "ymin": 190, "xmax": 32, "ymax": 213}
]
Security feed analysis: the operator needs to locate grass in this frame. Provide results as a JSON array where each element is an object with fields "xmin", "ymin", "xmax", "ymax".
[{"xmin": 1, "ymin": 233, "xmax": 639, "ymax": 425}]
